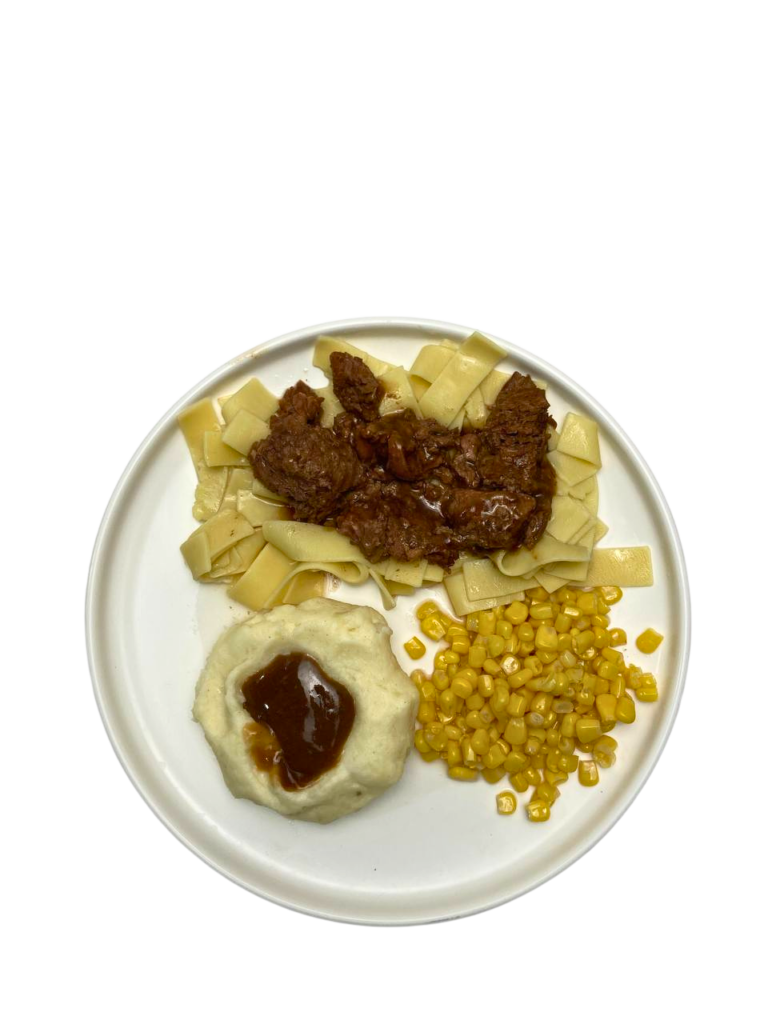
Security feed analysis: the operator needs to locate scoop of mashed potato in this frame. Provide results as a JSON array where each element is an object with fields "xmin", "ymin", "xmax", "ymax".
[{"xmin": 193, "ymin": 598, "xmax": 418, "ymax": 823}]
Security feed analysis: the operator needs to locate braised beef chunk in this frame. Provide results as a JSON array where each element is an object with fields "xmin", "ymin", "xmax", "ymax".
[
  {"xmin": 330, "ymin": 352, "xmax": 382, "ymax": 421},
  {"xmin": 360, "ymin": 411, "xmax": 459, "ymax": 482},
  {"xmin": 250, "ymin": 357, "xmax": 555, "ymax": 565},
  {"xmin": 478, "ymin": 372, "xmax": 551, "ymax": 492},
  {"xmin": 274, "ymin": 379, "xmax": 324, "ymax": 425},
  {"xmin": 445, "ymin": 489, "xmax": 537, "ymax": 549},
  {"xmin": 336, "ymin": 482, "xmax": 458, "ymax": 567},
  {"xmin": 249, "ymin": 388, "xmax": 362, "ymax": 521}
]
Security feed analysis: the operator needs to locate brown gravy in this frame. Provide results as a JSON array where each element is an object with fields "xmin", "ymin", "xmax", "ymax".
[{"xmin": 241, "ymin": 653, "xmax": 355, "ymax": 790}]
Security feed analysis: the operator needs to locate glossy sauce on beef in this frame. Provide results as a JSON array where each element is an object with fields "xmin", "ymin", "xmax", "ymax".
[
  {"xmin": 249, "ymin": 351, "xmax": 555, "ymax": 567},
  {"xmin": 241, "ymin": 653, "xmax": 355, "ymax": 790}
]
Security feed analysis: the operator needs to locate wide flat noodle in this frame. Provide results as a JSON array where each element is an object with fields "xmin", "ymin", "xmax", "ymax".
[
  {"xmin": 492, "ymin": 534, "xmax": 590, "ymax": 577},
  {"xmin": 409, "ymin": 345, "xmax": 455, "ymax": 383},
  {"xmin": 583, "ymin": 547, "xmax": 654, "ymax": 587},
  {"xmin": 410, "ymin": 375, "xmax": 430, "ymax": 400},
  {"xmin": 547, "ymin": 495, "xmax": 594, "ymax": 544},
  {"xmin": 548, "ymin": 450, "xmax": 596, "ymax": 487},
  {"xmin": 558, "ymin": 412, "xmax": 601, "ymax": 467},
  {"xmin": 444, "ymin": 571, "xmax": 528, "ymax": 617},
  {"xmin": 462, "ymin": 558, "xmax": 538, "ymax": 601},
  {"xmin": 180, "ymin": 529, "xmax": 211, "ymax": 579},
  {"xmin": 236, "ymin": 492, "xmax": 291, "ymax": 527},
  {"xmin": 419, "ymin": 332, "xmax": 504, "ymax": 425},
  {"xmin": 534, "ymin": 570, "xmax": 571, "ymax": 593},
  {"xmin": 383, "ymin": 580, "xmax": 415, "ymax": 597},
  {"xmin": 201, "ymin": 508, "xmax": 255, "ymax": 559},
  {"xmin": 221, "ymin": 409, "xmax": 269, "ymax": 456},
  {"xmin": 583, "ymin": 482, "xmax": 599, "ymax": 517},
  {"xmin": 569, "ymin": 475, "xmax": 596, "ymax": 500},
  {"xmin": 192, "ymin": 469, "xmax": 227, "ymax": 521},
  {"xmin": 262, "ymin": 520, "xmax": 368, "ymax": 563},
  {"xmin": 378, "ymin": 366, "xmax": 421, "ymax": 417},
  {"xmin": 464, "ymin": 387, "xmax": 488, "ymax": 428},
  {"xmin": 382, "ymin": 559, "xmax": 427, "ymax": 587},
  {"xmin": 177, "ymin": 398, "xmax": 228, "ymax": 520},
  {"xmin": 315, "ymin": 384, "xmax": 344, "ymax": 428},
  {"xmin": 221, "ymin": 468, "xmax": 257, "ymax": 510},
  {"xmin": 548, "ymin": 427, "xmax": 560, "ymax": 452},
  {"xmin": 281, "ymin": 571, "xmax": 327, "ymax": 604},
  {"xmin": 228, "ymin": 542, "xmax": 295, "ymax": 610},
  {"xmin": 594, "ymin": 518, "xmax": 609, "ymax": 543},
  {"xmin": 313, "ymin": 336, "xmax": 392, "ymax": 378},
  {"xmin": 479, "ymin": 369, "xmax": 510, "ymax": 406},
  {"xmin": 449, "ymin": 408, "xmax": 465, "ymax": 430},
  {"xmin": 423, "ymin": 564, "xmax": 445, "ymax": 583},
  {"xmin": 203, "ymin": 430, "xmax": 249, "ymax": 467},
  {"xmin": 221, "ymin": 378, "xmax": 278, "ymax": 424}
]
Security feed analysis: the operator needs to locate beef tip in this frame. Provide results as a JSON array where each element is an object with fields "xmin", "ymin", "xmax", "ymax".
[
  {"xmin": 330, "ymin": 352, "xmax": 382, "ymax": 422},
  {"xmin": 477, "ymin": 372, "xmax": 553, "ymax": 494},
  {"xmin": 334, "ymin": 411, "xmax": 377, "ymax": 463},
  {"xmin": 336, "ymin": 481, "xmax": 458, "ymax": 567},
  {"xmin": 444, "ymin": 489, "xmax": 537, "ymax": 550},
  {"xmin": 359, "ymin": 410, "xmax": 459, "ymax": 482},
  {"xmin": 449, "ymin": 432, "xmax": 481, "ymax": 487},
  {"xmin": 273, "ymin": 379, "xmax": 324, "ymax": 425},
  {"xmin": 249, "ymin": 414, "xmax": 362, "ymax": 522},
  {"xmin": 521, "ymin": 460, "xmax": 556, "ymax": 549}
]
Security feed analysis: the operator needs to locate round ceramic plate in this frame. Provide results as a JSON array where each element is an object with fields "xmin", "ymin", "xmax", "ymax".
[{"xmin": 86, "ymin": 317, "xmax": 690, "ymax": 925}]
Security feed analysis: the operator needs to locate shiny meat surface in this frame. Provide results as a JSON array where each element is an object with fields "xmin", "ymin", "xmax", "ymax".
[{"xmin": 249, "ymin": 355, "xmax": 555, "ymax": 565}]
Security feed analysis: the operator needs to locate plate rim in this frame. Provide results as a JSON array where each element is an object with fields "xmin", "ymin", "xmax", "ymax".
[{"xmin": 85, "ymin": 315, "xmax": 691, "ymax": 926}]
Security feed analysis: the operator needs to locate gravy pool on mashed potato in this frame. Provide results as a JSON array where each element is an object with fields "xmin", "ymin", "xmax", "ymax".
[{"xmin": 193, "ymin": 598, "xmax": 418, "ymax": 823}]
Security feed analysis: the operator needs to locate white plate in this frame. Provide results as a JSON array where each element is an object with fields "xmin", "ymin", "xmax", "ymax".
[{"xmin": 86, "ymin": 317, "xmax": 690, "ymax": 925}]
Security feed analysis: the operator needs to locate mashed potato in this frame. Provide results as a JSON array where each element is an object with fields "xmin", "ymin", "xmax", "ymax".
[{"xmin": 193, "ymin": 598, "xmax": 418, "ymax": 823}]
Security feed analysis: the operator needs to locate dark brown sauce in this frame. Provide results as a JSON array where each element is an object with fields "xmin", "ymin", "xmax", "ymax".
[{"xmin": 241, "ymin": 653, "xmax": 355, "ymax": 790}]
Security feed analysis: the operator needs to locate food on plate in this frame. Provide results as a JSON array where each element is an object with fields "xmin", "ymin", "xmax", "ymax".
[
  {"xmin": 636, "ymin": 627, "xmax": 664, "ymax": 653},
  {"xmin": 193, "ymin": 598, "xmax": 418, "ymax": 823},
  {"xmin": 408, "ymin": 585, "xmax": 661, "ymax": 821},
  {"xmin": 177, "ymin": 332, "xmax": 653, "ymax": 613}
]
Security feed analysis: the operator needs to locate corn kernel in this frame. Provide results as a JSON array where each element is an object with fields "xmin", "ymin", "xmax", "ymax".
[
  {"xmin": 616, "ymin": 694, "xmax": 636, "ymax": 723},
  {"xmin": 486, "ymin": 634, "xmax": 506, "ymax": 659},
  {"xmin": 406, "ymin": 636, "xmax": 428, "ymax": 661},
  {"xmin": 421, "ymin": 615, "xmax": 446, "ymax": 641},
  {"xmin": 511, "ymin": 772, "xmax": 529, "ymax": 793},
  {"xmin": 575, "ymin": 717, "xmax": 601, "ymax": 744},
  {"xmin": 593, "ymin": 627, "xmax": 611, "ymax": 649},
  {"xmin": 448, "ymin": 766, "xmax": 478, "ymax": 781},
  {"xmin": 414, "ymin": 729, "xmax": 431, "ymax": 754},
  {"xmin": 477, "ymin": 611, "xmax": 496, "ymax": 636},
  {"xmin": 451, "ymin": 637, "xmax": 470, "ymax": 655},
  {"xmin": 481, "ymin": 766, "xmax": 506, "ymax": 783},
  {"xmin": 445, "ymin": 740, "xmax": 462, "ymax": 767},
  {"xmin": 518, "ymin": 622, "xmax": 535, "ymax": 643},
  {"xmin": 417, "ymin": 701, "xmax": 436, "ymax": 724},
  {"xmin": 420, "ymin": 750, "xmax": 440, "ymax": 762},
  {"xmin": 576, "ymin": 592, "xmax": 598, "ymax": 614},
  {"xmin": 464, "ymin": 710, "xmax": 484, "ymax": 732},
  {"xmin": 485, "ymin": 742, "xmax": 507, "ymax": 769},
  {"xmin": 523, "ymin": 766, "xmax": 542, "ymax": 786},
  {"xmin": 530, "ymin": 603, "xmax": 555, "ymax": 620},
  {"xmin": 438, "ymin": 689, "xmax": 459, "ymax": 716},
  {"xmin": 636, "ymin": 683, "xmax": 659, "ymax": 702},
  {"xmin": 417, "ymin": 600, "xmax": 439, "ymax": 620},
  {"xmin": 467, "ymin": 645, "xmax": 487, "ymax": 669},
  {"xmin": 527, "ymin": 799, "xmax": 551, "ymax": 822},
  {"xmin": 636, "ymin": 628, "xmax": 664, "ymax": 654},
  {"xmin": 599, "ymin": 586, "xmax": 623, "ymax": 605},
  {"xmin": 495, "ymin": 619, "xmax": 513, "ymax": 639},
  {"xmin": 593, "ymin": 735, "xmax": 618, "ymax": 768},
  {"xmin": 503, "ymin": 717, "xmax": 527, "ymax": 745},
  {"xmin": 609, "ymin": 628, "xmax": 627, "ymax": 647},
  {"xmin": 535, "ymin": 782, "xmax": 560, "ymax": 804},
  {"xmin": 595, "ymin": 693, "xmax": 617, "ymax": 726},
  {"xmin": 451, "ymin": 677, "xmax": 473, "ymax": 700},
  {"xmin": 505, "ymin": 601, "xmax": 529, "ymax": 625},
  {"xmin": 496, "ymin": 791, "xmax": 517, "ymax": 815},
  {"xmin": 578, "ymin": 760, "xmax": 600, "ymax": 786}
]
